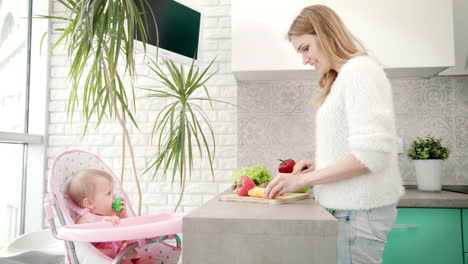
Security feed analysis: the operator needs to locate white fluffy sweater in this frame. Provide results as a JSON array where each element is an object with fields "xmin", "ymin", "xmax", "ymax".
[{"xmin": 313, "ymin": 56, "xmax": 404, "ymax": 210}]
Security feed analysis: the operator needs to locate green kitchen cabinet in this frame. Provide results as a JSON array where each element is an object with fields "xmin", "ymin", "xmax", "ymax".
[
  {"xmin": 465, "ymin": 253, "xmax": 468, "ymax": 264},
  {"xmin": 382, "ymin": 208, "xmax": 463, "ymax": 264},
  {"xmin": 463, "ymin": 209, "xmax": 468, "ymax": 252}
]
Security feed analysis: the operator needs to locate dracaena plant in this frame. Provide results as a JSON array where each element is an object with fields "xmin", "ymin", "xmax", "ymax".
[
  {"xmin": 143, "ymin": 58, "xmax": 234, "ymax": 211},
  {"xmin": 39, "ymin": 0, "xmax": 156, "ymax": 215}
]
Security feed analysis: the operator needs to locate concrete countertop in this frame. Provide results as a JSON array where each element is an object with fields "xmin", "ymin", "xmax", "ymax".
[
  {"xmin": 182, "ymin": 189, "xmax": 338, "ymax": 264},
  {"xmin": 185, "ymin": 189, "xmax": 335, "ymax": 221},
  {"xmin": 296, "ymin": 186, "xmax": 468, "ymax": 208},
  {"xmin": 398, "ymin": 186, "xmax": 468, "ymax": 208},
  {"xmin": 199, "ymin": 186, "xmax": 468, "ymax": 211},
  {"xmin": 181, "ymin": 187, "xmax": 468, "ymax": 263}
]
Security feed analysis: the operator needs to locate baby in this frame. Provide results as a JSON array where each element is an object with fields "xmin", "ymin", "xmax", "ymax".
[{"xmin": 66, "ymin": 169, "xmax": 152, "ymax": 264}]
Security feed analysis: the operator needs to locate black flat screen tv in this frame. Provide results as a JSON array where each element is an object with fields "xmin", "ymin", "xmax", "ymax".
[{"xmin": 135, "ymin": 0, "xmax": 202, "ymax": 63}]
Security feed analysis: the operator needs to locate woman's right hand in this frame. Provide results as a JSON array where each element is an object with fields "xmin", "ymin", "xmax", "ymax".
[
  {"xmin": 292, "ymin": 159, "xmax": 315, "ymax": 174},
  {"xmin": 258, "ymin": 159, "xmax": 315, "ymax": 188}
]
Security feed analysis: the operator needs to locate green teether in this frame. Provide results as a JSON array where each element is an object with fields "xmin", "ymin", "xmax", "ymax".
[{"xmin": 112, "ymin": 197, "xmax": 123, "ymax": 212}]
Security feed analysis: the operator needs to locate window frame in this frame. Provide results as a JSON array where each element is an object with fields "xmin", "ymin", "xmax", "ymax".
[{"xmin": 0, "ymin": 0, "xmax": 49, "ymax": 237}]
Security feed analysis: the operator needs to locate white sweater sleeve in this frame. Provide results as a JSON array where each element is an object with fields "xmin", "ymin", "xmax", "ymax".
[{"xmin": 342, "ymin": 58, "xmax": 396, "ymax": 173}]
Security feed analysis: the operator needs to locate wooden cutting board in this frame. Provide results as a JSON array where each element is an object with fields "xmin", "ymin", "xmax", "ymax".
[{"xmin": 218, "ymin": 192, "xmax": 310, "ymax": 204}]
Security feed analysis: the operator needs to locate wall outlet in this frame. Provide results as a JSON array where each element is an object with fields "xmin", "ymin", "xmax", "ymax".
[{"xmin": 396, "ymin": 137, "xmax": 404, "ymax": 154}]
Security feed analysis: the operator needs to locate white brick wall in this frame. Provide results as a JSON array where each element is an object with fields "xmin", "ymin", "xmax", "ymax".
[{"xmin": 47, "ymin": 0, "xmax": 236, "ymax": 214}]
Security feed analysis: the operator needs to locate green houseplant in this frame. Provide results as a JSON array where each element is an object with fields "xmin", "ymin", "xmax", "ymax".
[
  {"xmin": 407, "ymin": 135, "xmax": 450, "ymax": 191},
  {"xmin": 41, "ymin": 0, "xmax": 155, "ymax": 215},
  {"xmin": 143, "ymin": 58, "xmax": 233, "ymax": 211}
]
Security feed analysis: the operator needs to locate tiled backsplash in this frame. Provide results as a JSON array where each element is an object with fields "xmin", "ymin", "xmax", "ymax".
[{"xmin": 238, "ymin": 77, "xmax": 468, "ymax": 185}]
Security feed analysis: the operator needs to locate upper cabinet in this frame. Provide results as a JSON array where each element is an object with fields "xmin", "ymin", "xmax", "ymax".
[
  {"xmin": 438, "ymin": 0, "xmax": 468, "ymax": 76},
  {"xmin": 232, "ymin": 0, "xmax": 455, "ymax": 80}
]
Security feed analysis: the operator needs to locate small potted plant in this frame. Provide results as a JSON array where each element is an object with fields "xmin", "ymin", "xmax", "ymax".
[{"xmin": 407, "ymin": 135, "xmax": 450, "ymax": 191}]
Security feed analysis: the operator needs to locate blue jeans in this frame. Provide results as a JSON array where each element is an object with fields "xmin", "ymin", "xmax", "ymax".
[{"xmin": 327, "ymin": 204, "xmax": 397, "ymax": 264}]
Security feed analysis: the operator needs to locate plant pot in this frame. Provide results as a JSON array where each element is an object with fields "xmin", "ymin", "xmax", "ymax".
[{"xmin": 413, "ymin": 159, "xmax": 443, "ymax": 191}]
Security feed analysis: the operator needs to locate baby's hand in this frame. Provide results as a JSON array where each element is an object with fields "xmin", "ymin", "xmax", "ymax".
[
  {"xmin": 103, "ymin": 215, "xmax": 120, "ymax": 224},
  {"xmin": 117, "ymin": 200, "xmax": 128, "ymax": 218}
]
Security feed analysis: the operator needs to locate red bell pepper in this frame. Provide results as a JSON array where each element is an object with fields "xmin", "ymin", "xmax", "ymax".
[
  {"xmin": 278, "ymin": 159, "xmax": 296, "ymax": 173},
  {"xmin": 233, "ymin": 175, "xmax": 256, "ymax": 196}
]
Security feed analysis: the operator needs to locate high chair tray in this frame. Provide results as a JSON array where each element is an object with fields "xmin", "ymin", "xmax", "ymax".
[{"xmin": 56, "ymin": 212, "xmax": 184, "ymax": 242}]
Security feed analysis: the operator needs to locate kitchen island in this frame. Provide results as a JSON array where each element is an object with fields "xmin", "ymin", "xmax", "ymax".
[
  {"xmin": 182, "ymin": 186, "xmax": 468, "ymax": 263},
  {"xmin": 182, "ymin": 190, "xmax": 337, "ymax": 264}
]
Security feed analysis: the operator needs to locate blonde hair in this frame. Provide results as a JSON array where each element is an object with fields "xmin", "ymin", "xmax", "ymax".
[
  {"xmin": 288, "ymin": 5, "xmax": 367, "ymax": 105},
  {"xmin": 66, "ymin": 169, "xmax": 114, "ymax": 207}
]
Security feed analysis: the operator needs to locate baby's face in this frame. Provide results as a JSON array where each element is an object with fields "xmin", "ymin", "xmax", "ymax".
[{"xmin": 91, "ymin": 177, "xmax": 116, "ymax": 216}]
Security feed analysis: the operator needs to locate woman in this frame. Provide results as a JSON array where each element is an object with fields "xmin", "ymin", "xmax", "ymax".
[{"xmin": 263, "ymin": 5, "xmax": 404, "ymax": 264}]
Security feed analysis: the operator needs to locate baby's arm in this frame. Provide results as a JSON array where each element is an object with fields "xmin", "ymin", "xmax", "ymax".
[
  {"xmin": 103, "ymin": 215, "xmax": 120, "ymax": 224},
  {"xmin": 75, "ymin": 216, "xmax": 88, "ymax": 225},
  {"xmin": 75, "ymin": 216, "xmax": 119, "ymax": 258},
  {"xmin": 76, "ymin": 217, "xmax": 119, "ymax": 258}
]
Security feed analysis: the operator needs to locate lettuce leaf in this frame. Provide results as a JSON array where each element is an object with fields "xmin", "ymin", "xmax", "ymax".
[{"xmin": 232, "ymin": 165, "xmax": 271, "ymax": 185}]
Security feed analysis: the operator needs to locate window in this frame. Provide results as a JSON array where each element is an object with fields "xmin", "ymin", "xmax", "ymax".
[
  {"xmin": 0, "ymin": 0, "xmax": 48, "ymax": 248},
  {"xmin": 0, "ymin": 144, "xmax": 24, "ymax": 247},
  {"xmin": 0, "ymin": 0, "xmax": 29, "ymax": 133}
]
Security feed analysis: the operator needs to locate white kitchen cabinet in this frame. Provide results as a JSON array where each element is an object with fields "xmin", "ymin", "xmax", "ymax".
[
  {"xmin": 439, "ymin": 0, "xmax": 468, "ymax": 76},
  {"xmin": 232, "ymin": 0, "xmax": 455, "ymax": 80}
]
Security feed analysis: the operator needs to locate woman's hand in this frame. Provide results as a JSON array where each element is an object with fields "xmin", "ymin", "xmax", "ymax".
[
  {"xmin": 292, "ymin": 159, "xmax": 315, "ymax": 174},
  {"xmin": 259, "ymin": 159, "xmax": 315, "ymax": 192},
  {"xmin": 264, "ymin": 173, "xmax": 310, "ymax": 199}
]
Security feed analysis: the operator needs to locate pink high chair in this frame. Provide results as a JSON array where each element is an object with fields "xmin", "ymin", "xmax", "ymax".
[{"xmin": 44, "ymin": 150, "xmax": 183, "ymax": 264}]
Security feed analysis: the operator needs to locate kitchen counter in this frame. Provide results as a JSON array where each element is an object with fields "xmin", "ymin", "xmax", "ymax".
[
  {"xmin": 398, "ymin": 186, "xmax": 468, "ymax": 208},
  {"xmin": 182, "ymin": 190, "xmax": 338, "ymax": 264},
  {"xmin": 182, "ymin": 186, "xmax": 468, "ymax": 263}
]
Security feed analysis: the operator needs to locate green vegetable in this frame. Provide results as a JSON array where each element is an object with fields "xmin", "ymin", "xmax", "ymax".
[
  {"xmin": 294, "ymin": 187, "xmax": 310, "ymax": 193},
  {"xmin": 232, "ymin": 165, "xmax": 271, "ymax": 185}
]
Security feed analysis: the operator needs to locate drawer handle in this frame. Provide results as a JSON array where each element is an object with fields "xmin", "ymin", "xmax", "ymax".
[{"xmin": 393, "ymin": 224, "xmax": 419, "ymax": 229}]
